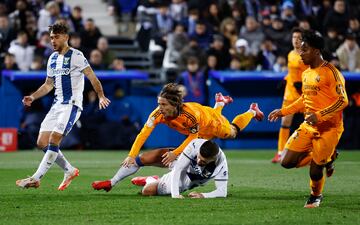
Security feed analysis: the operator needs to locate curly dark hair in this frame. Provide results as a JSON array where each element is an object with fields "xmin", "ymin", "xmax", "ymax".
[
  {"xmin": 200, "ymin": 140, "xmax": 219, "ymax": 158},
  {"xmin": 302, "ymin": 30, "xmax": 324, "ymax": 50},
  {"xmin": 48, "ymin": 22, "xmax": 69, "ymax": 34},
  {"xmin": 158, "ymin": 83, "xmax": 183, "ymax": 107}
]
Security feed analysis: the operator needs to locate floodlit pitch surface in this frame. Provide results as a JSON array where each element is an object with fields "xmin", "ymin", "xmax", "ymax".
[{"xmin": 1, "ymin": 150, "xmax": 359, "ymax": 225}]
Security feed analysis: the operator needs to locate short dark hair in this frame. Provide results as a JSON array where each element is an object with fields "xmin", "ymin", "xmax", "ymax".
[
  {"xmin": 200, "ymin": 140, "xmax": 219, "ymax": 158},
  {"xmin": 48, "ymin": 22, "xmax": 69, "ymax": 34},
  {"xmin": 302, "ymin": 30, "xmax": 324, "ymax": 50},
  {"xmin": 291, "ymin": 27, "xmax": 303, "ymax": 34},
  {"xmin": 159, "ymin": 83, "xmax": 183, "ymax": 107}
]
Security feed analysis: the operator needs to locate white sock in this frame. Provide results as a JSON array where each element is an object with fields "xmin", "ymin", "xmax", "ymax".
[
  {"xmin": 32, "ymin": 150, "xmax": 59, "ymax": 180},
  {"xmin": 214, "ymin": 102, "xmax": 225, "ymax": 109},
  {"xmin": 110, "ymin": 164, "xmax": 139, "ymax": 186},
  {"xmin": 248, "ymin": 109, "xmax": 256, "ymax": 117},
  {"xmin": 55, "ymin": 150, "xmax": 75, "ymax": 173}
]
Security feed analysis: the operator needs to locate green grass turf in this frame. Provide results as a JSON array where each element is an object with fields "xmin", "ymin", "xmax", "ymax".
[{"xmin": 0, "ymin": 150, "xmax": 359, "ymax": 225}]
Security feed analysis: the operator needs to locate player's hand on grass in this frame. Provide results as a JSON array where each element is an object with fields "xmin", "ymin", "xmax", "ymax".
[
  {"xmin": 22, "ymin": 96, "xmax": 34, "ymax": 107},
  {"xmin": 268, "ymin": 109, "xmax": 283, "ymax": 122},
  {"xmin": 188, "ymin": 192, "xmax": 204, "ymax": 198},
  {"xmin": 122, "ymin": 156, "xmax": 135, "ymax": 167},
  {"xmin": 98, "ymin": 96, "xmax": 111, "ymax": 110},
  {"xmin": 161, "ymin": 151, "xmax": 177, "ymax": 167},
  {"xmin": 304, "ymin": 112, "xmax": 318, "ymax": 125}
]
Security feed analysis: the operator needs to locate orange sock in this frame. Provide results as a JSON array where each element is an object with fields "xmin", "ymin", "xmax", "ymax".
[
  {"xmin": 296, "ymin": 152, "xmax": 313, "ymax": 168},
  {"xmin": 310, "ymin": 175, "xmax": 325, "ymax": 196},
  {"xmin": 231, "ymin": 111, "xmax": 254, "ymax": 131},
  {"xmin": 278, "ymin": 127, "xmax": 290, "ymax": 154}
]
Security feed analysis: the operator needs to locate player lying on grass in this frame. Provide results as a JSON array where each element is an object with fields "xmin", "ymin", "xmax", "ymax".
[
  {"xmin": 131, "ymin": 139, "xmax": 228, "ymax": 198},
  {"xmin": 268, "ymin": 30, "xmax": 348, "ymax": 208},
  {"xmin": 92, "ymin": 83, "xmax": 263, "ymax": 192}
]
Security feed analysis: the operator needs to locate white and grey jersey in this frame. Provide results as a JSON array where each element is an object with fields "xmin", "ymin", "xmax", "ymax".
[
  {"xmin": 47, "ymin": 47, "xmax": 89, "ymax": 110},
  {"xmin": 170, "ymin": 139, "xmax": 228, "ymax": 198}
]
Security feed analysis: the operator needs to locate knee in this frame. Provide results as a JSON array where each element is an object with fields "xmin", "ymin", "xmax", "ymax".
[
  {"xmin": 36, "ymin": 139, "xmax": 48, "ymax": 150},
  {"xmin": 281, "ymin": 159, "xmax": 297, "ymax": 169},
  {"xmin": 310, "ymin": 164, "xmax": 324, "ymax": 181}
]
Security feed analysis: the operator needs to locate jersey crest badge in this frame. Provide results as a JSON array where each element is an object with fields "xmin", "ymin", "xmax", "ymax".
[{"xmin": 64, "ymin": 57, "xmax": 70, "ymax": 65}]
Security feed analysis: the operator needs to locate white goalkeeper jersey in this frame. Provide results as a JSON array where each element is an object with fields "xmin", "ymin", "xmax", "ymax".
[
  {"xmin": 171, "ymin": 139, "xmax": 228, "ymax": 198},
  {"xmin": 47, "ymin": 47, "xmax": 89, "ymax": 110}
]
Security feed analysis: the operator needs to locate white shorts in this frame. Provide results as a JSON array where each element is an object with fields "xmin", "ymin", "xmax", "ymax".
[
  {"xmin": 40, "ymin": 103, "xmax": 81, "ymax": 135},
  {"xmin": 157, "ymin": 171, "xmax": 193, "ymax": 195}
]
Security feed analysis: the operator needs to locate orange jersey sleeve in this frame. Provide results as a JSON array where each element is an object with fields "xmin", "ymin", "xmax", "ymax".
[
  {"xmin": 299, "ymin": 62, "xmax": 348, "ymax": 126},
  {"xmin": 281, "ymin": 95, "xmax": 305, "ymax": 116},
  {"xmin": 128, "ymin": 108, "xmax": 162, "ymax": 158}
]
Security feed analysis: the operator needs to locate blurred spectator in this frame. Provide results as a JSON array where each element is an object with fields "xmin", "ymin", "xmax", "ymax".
[
  {"xmin": 261, "ymin": 15, "xmax": 272, "ymax": 30},
  {"xmin": 55, "ymin": 16, "xmax": 75, "ymax": 33},
  {"xmin": 169, "ymin": 0, "xmax": 188, "ymax": 23},
  {"xmin": 229, "ymin": 56, "xmax": 242, "ymax": 71},
  {"xmin": 240, "ymin": 16, "xmax": 264, "ymax": 56},
  {"xmin": 30, "ymin": 55, "xmax": 45, "ymax": 70},
  {"xmin": 80, "ymin": 90, "xmax": 106, "ymax": 149},
  {"xmin": 316, "ymin": 0, "xmax": 332, "ymax": 30},
  {"xmin": 323, "ymin": 0, "xmax": 349, "ymax": 36},
  {"xmin": 273, "ymin": 55, "xmax": 287, "ymax": 72},
  {"xmin": 69, "ymin": 6, "xmax": 84, "ymax": 32},
  {"xmin": 8, "ymin": 0, "xmax": 35, "ymax": 32},
  {"xmin": 0, "ymin": 15, "xmax": 17, "ymax": 52},
  {"xmin": 323, "ymin": 27, "xmax": 343, "ymax": 57},
  {"xmin": 205, "ymin": 2, "xmax": 222, "ymax": 33},
  {"xmin": 264, "ymin": 16, "xmax": 291, "ymax": 56},
  {"xmin": 152, "ymin": 3, "xmax": 173, "ymax": 50},
  {"xmin": 97, "ymin": 37, "xmax": 116, "ymax": 67},
  {"xmin": 34, "ymin": 31, "xmax": 52, "ymax": 60},
  {"xmin": 206, "ymin": 34, "xmax": 231, "ymax": 70},
  {"xmin": 189, "ymin": 20, "xmax": 213, "ymax": 50},
  {"xmin": 55, "ymin": 0, "xmax": 72, "ymax": 18},
  {"xmin": 25, "ymin": 14, "xmax": 38, "ymax": 45},
  {"xmin": 256, "ymin": 38, "xmax": 278, "ymax": 70},
  {"xmin": 37, "ymin": 1, "xmax": 61, "ymax": 38},
  {"xmin": 8, "ymin": 31, "xmax": 34, "ymax": 71},
  {"xmin": 231, "ymin": 6, "xmax": 246, "ymax": 31},
  {"xmin": 231, "ymin": 38, "xmax": 256, "ymax": 70},
  {"xmin": 69, "ymin": 32, "xmax": 84, "ymax": 52},
  {"xmin": 1, "ymin": 52, "xmax": 19, "ymax": 70},
  {"xmin": 18, "ymin": 96, "xmax": 46, "ymax": 149},
  {"xmin": 162, "ymin": 23, "xmax": 189, "ymax": 69},
  {"xmin": 336, "ymin": 33, "xmax": 360, "ymax": 72},
  {"xmin": 205, "ymin": 54, "xmax": 217, "ymax": 72},
  {"xmin": 80, "ymin": 18, "xmax": 103, "ymax": 57},
  {"xmin": 280, "ymin": 1, "xmax": 297, "ymax": 30},
  {"xmin": 348, "ymin": 17, "xmax": 360, "ymax": 45},
  {"xmin": 136, "ymin": 0, "xmax": 158, "ymax": 51},
  {"xmin": 243, "ymin": 0, "xmax": 262, "ymax": 22},
  {"xmin": 177, "ymin": 56, "xmax": 207, "ymax": 105},
  {"xmin": 110, "ymin": 58, "xmax": 126, "ymax": 71},
  {"xmin": 89, "ymin": 49, "xmax": 106, "ymax": 70},
  {"xmin": 294, "ymin": 0, "xmax": 315, "ymax": 18},
  {"xmin": 184, "ymin": 8, "xmax": 199, "ymax": 35},
  {"xmin": 298, "ymin": 17, "xmax": 312, "ymax": 31},
  {"xmin": 220, "ymin": 17, "xmax": 238, "ymax": 49},
  {"xmin": 179, "ymin": 37, "xmax": 206, "ymax": 70}
]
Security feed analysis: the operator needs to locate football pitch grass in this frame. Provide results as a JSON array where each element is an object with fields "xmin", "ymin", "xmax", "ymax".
[{"xmin": 1, "ymin": 150, "xmax": 359, "ymax": 225}]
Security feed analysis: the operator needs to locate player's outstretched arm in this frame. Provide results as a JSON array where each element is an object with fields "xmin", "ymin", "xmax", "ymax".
[
  {"xmin": 268, "ymin": 109, "xmax": 283, "ymax": 122},
  {"xmin": 82, "ymin": 66, "xmax": 111, "ymax": 109},
  {"xmin": 22, "ymin": 77, "xmax": 54, "ymax": 107}
]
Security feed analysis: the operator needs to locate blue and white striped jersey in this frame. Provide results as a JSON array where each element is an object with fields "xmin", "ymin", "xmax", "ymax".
[{"xmin": 47, "ymin": 47, "xmax": 89, "ymax": 110}]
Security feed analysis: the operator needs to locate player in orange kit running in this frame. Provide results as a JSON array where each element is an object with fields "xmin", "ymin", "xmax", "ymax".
[
  {"xmin": 272, "ymin": 27, "xmax": 308, "ymax": 163},
  {"xmin": 268, "ymin": 30, "xmax": 348, "ymax": 208},
  {"xmin": 92, "ymin": 83, "xmax": 264, "ymax": 192}
]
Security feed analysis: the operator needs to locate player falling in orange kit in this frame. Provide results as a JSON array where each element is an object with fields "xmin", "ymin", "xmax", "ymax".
[
  {"xmin": 92, "ymin": 83, "xmax": 264, "ymax": 192},
  {"xmin": 268, "ymin": 30, "xmax": 348, "ymax": 208},
  {"xmin": 272, "ymin": 27, "xmax": 308, "ymax": 163}
]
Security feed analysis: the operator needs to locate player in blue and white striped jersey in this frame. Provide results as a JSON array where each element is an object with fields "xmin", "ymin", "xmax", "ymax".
[
  {"xmin": 16, "ymin": 22, "xmax": 110, "ymax": 190},
  {"xmin": 132, "ymin": 139, "xmax": 228, "ymax": 198}
]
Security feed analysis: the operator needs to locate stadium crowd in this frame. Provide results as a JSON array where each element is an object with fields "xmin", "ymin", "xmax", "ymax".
[{"xmin": 1, "ymin": 0, "xmax": 360, "ymax": 149}]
